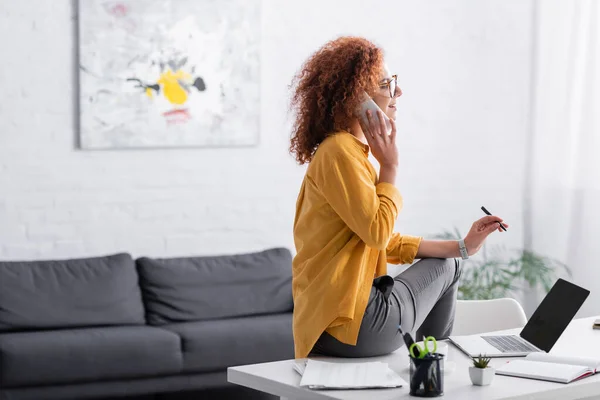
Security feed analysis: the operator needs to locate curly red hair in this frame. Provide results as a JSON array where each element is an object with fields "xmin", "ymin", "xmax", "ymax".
[{"xmin": 289, "ymin": 36, "xmax": 384, "ymax": 164}]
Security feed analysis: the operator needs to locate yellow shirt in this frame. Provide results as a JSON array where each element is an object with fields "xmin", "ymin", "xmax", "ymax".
[{"xmin": 292, "ymin": 131, "xmax": 423, "ymax": 359}]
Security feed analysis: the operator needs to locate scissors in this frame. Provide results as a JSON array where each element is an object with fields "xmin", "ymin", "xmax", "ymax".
[{"xmin": 409, "ymin": 336, "xmax": 437, "ymax": 359}]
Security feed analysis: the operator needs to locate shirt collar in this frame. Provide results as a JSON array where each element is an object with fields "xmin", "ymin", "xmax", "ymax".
[{"xmin": 340, "ymin": 131, "xmax": 369, "ymax": 154}]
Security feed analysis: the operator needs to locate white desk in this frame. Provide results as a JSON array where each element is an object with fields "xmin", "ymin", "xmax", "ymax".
[{"xmin": 228, "ymin": 316, "xmax": 600, "ymax": 400}]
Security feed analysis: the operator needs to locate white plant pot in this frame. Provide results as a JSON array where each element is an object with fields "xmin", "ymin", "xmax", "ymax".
[{"xmin": 469, "ymin": 366, "xmax": 495, "ymax": 386}]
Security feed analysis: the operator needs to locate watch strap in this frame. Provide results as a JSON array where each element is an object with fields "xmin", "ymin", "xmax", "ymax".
[{"xmin": 458, "ymin": 239, "xmax": 469, "ymax": 260}]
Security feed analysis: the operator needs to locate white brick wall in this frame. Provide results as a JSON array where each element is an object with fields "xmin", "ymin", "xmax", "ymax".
[{"xmin": 0, "ymin": 0, "xmax": 532, "ymax": 261}]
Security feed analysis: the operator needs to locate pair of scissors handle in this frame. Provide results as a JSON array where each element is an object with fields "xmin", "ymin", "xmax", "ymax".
[{"xmin": 409, "ymin": 336, "xmax": 437, "ymax": 358}]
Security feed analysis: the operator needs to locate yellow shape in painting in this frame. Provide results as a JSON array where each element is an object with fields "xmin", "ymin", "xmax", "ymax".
[
  {"xmin": 157, "ymin": 69, "xmax": 191, "ymax": 105},
  {"xmin": 145, "ymin": 87, "xmax": 154, "ymax": 98}
]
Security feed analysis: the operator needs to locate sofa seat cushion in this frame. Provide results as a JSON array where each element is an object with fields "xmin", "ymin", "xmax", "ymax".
[
  {"xmin": 0, "ymin": 253, "xmax": 145, "ymax": 332},
  {"xmin": 0, "ymin": 326, "xmax": 182, "ymax": 388},
  {"xmin": 137, "ymin": 248, "xmax": 293, "ymax": 325},
  {"xmin": 162, "ymin": 313, "xmax": 294, "ymax": 373}
]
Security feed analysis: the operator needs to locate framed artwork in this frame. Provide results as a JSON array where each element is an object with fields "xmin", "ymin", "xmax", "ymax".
[{"xmin": 78, "ymin": 0, "xmax": 260, "ymax": 149}]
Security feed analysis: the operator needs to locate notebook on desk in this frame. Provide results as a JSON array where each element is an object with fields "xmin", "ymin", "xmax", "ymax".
[{"xmin": 496, "ymin": 353, "xmax": 600, "ymax": 384}]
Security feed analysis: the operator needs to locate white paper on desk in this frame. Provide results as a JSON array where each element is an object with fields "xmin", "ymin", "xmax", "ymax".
[
  {"xmin": 298, "ymin": 360, "xmax": 406, "ymax": 389},
  {"xmin": 293, "ymin": 360, "xmax": 307, "ymax": 376}
]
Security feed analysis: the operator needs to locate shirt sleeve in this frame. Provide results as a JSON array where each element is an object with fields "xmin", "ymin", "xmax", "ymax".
[
  {"xmin": 386, "ymin": 232, "xmax": 422, "ymax": 264},
  {"xmin": 313, "ymin": 146, "xmax": 403, "ymax": 250}
]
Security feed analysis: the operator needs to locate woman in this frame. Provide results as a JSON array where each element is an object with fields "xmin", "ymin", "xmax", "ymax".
[{"xmin": 289, "ymin": 36, "xmax": 508, "ymax": 359}]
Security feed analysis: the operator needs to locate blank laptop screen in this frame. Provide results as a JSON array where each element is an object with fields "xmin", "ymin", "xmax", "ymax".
[{"xmin": 520, "ymin": 278, "xmax": 590, "ymax": 352}]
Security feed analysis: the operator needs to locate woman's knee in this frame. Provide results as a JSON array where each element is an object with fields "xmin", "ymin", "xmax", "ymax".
[{"xmin": 432, "ymin": 258, "xmax": 462, "ymax": 284}]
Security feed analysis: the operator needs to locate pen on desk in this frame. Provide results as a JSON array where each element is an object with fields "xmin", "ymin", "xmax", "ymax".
[{"xmin": 481, "ymin": 206, "xmax": 507, "ymax": 231}]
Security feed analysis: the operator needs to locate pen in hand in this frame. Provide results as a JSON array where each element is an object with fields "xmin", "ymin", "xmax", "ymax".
[{"xmin": 481, "ymin": 206, "xmax": 507, "ymax": 231}]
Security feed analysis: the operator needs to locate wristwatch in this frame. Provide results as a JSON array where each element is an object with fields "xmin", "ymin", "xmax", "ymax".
[{"xmin": 458, "ymin": 239, "xmax": 469, "ymax": 260}]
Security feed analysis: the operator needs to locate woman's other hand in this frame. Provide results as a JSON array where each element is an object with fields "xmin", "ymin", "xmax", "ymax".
[{"xmin": 464, "ymin": 216, "xmax": 509, "ymax": 256}]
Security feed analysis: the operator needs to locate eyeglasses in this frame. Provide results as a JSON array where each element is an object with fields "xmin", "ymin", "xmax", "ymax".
[{"xmin": 379, "ymin": 75, "xmax": 399, "ymax": 98}]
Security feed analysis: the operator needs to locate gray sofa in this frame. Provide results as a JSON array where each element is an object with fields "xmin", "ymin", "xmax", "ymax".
[{"xmin": 0, "ymin": 248, "xmax": 294, "ymax": 400}]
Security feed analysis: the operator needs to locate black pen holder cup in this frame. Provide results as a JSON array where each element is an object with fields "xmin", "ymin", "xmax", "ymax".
[{"xmin": 409, "ymin": 353, "xmax": 444, "ymax": 397}]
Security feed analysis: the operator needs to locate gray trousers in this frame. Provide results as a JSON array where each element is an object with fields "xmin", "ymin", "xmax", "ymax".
[{"xmin": 311, "ymin": 258, "xmax": 462, "ymax": 358}]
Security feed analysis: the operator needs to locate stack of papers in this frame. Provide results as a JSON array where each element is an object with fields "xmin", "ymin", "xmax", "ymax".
[{"xmin": 293, "ymin": 359, "xmax": 407, "ymax": 389}]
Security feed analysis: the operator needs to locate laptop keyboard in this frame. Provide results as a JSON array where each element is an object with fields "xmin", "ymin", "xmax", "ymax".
[{"xmin": 482, "ymin": 335, "xmax": 539, "ymax": 353}]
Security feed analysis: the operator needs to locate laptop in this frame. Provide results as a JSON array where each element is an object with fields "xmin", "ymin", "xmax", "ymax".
[{"xmin": 449, "ymin": 278, "xmax": 589, "ymax": 358}]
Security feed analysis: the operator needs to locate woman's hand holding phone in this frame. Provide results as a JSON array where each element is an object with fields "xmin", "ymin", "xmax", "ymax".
[
  {"xmin": 361, "ymin": 109, "xmax": 398, "ymax": 164},
  {"xmin": 360, "ymin": 109, "xmax": 398, "ymax": 185}
]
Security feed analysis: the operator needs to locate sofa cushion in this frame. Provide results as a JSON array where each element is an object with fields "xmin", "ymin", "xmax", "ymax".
[
  {"xmin": 162, "ymin": 313, "xmax": 294, "ymax": 373},
  {"xmin": 0, "ymin": 326, "xmax": 183, "ymax": 387},
  {"xmin": 137, "ymin": 247, "xmax": 293, "ymax": 324},
  {"xmin": 0, "ymin": 253, "xmax": 145, "ymax": 332}
]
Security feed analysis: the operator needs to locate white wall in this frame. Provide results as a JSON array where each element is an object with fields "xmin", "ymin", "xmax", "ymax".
[
  {"xmin": 0, "ymin": 0, "xmax": 532, "ymax": 261},
  {"xmin": 527, "ymin": 0, "xmax": 600, "ymax": 318}
]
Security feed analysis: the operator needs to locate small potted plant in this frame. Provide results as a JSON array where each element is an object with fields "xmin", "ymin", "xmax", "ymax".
[{"xmin": 469, "ymin": 354, "xmax": 495, "ymax": 386}]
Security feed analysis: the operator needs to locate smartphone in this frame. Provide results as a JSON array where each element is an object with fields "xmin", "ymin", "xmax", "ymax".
[{"xmin": 355, "ymin": 91, "xmax": 392, "ymax": 135}]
